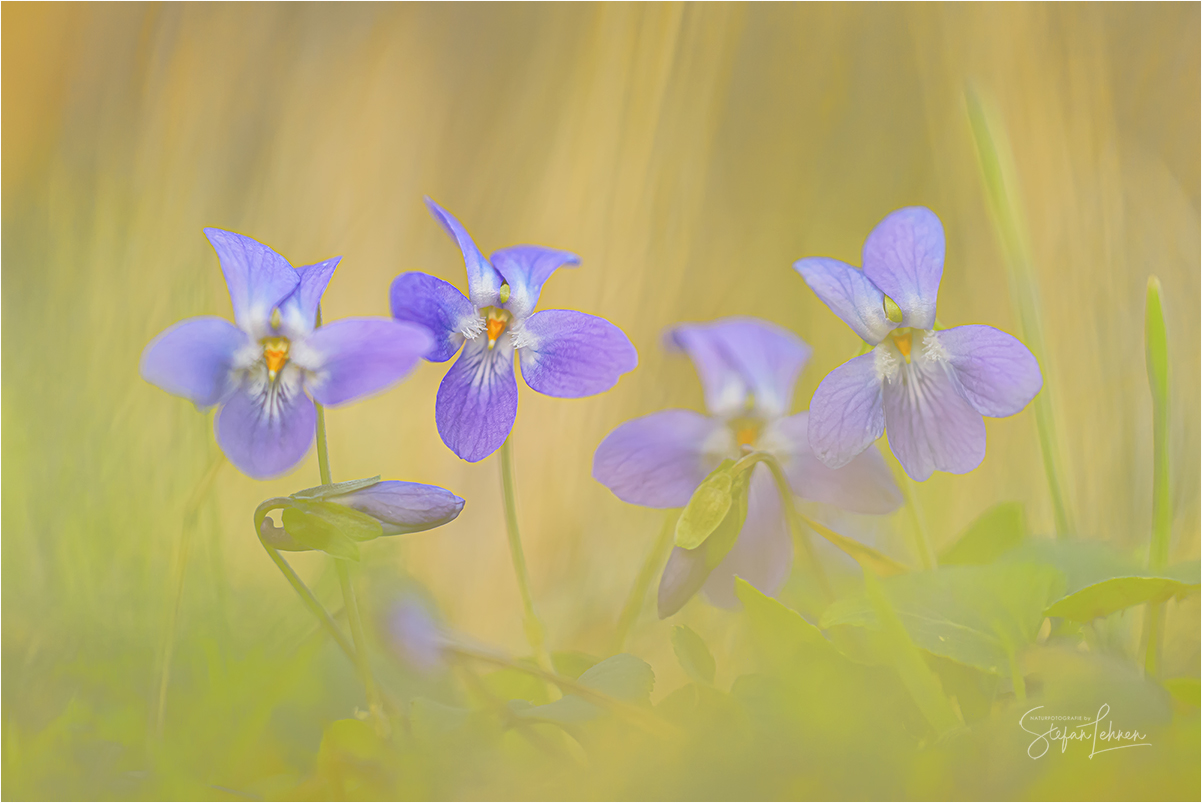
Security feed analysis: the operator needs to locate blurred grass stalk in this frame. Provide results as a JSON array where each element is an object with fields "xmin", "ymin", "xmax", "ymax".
[
  {"xmin": 966, "ymin": 86, "xmax": 1075, "ymax": 539},
  {"xmin": 1142, "ymin": 277, "xmax": 1171, "ymax": 676}
]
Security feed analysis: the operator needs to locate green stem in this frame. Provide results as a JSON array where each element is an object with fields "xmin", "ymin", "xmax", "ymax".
[
  {"xmin": 498, "ymin": 437, "xmax": 556, "ymax": 680},
  {"xmin": 611, "ymin": 512, "xmax": 677, "ymax": 654},
  {"xmin": 759, "ymin": 456, "xmax": 835, "ymax": 603},
  {"xmin": 901, "ymin": 475, "xmax": 936, "ymax": 571},
  {"xmin": 1142, "ymin": 276, "xmax": 1171, "ymax": 677}
]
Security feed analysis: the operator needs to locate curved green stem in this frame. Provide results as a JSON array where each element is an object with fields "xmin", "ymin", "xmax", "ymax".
[
  {"xmin": 611, "ymin": 512, "xmax": 676, "ymax": 654},
  {"xmin": 901, "ymin": 475, "xmax": 936, "ymax": 571}
]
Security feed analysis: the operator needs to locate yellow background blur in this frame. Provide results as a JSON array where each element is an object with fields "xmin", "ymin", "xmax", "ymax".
[{"xmin": 3, "ymin": 0, "xmax": 1199, "ymax": 755}]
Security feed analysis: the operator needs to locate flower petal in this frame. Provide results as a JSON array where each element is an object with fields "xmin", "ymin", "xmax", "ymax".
[
  {"xmin": 333, "ymin": 480, "xmax": 465, "ymax": 535},
  {"xmin": 279, "ymin": 257, "xmax": 340, "ymax": 337},
  {"xmin": 140, "ymin": 316, "xmax": 248, "ymax": 408},
  {"xmin": 517, "ymin": 310, "xmax": 638, "ymax": 398},
  {"xmin": 424, "ymin": 197, "xmax": 504, "ymax": 309},
  {"xmin": 667, "ymin": 317, "xmax": 811, "ymax": 418},
  {"xmin": 772, "ymin": 411, "xmax": 902, "ymax": 514},
  {"xmin": 701, "ymin": 466, "xmax": 792, "ymax": 609},
  {"xmin": 435, "ymin": 336, "xmax": 518, "ymax": 462},
  {"xmin": 793, "ymin": 257, "xmax": 894, "ymax": 345},
  {"xmin": 302, "ymin": 318, "xmax": 434, "ymax": 407},
  {"xmin": 932, "ymin": 325, "xmax": 1043, "ymax": 417},
  {"xmin": 861, "ymin": 207, "xmax": 944, "ymax": 330},
  {"xmin": 490, "ymin": 246, "xmax": 580, "ymax": 319},
  {"xmin": 215, "ymin": 381, "xmax": 316, "ymax": 479},
  {"xmin": 390, "ymin": 272, "xmax": 475, "ymax": 363},
  {"xmin": 592, "ymin": 410, "xmax": 726, "ymax": 508},
  {"xmin": 204, "ymin": 228, "xmax": 300, "ymax": 335},
  {"xmin": 807, "ymin": 351, "xmax": 886, "ymax": 469},
  {"xmin": 658, "ymin": 545, "xmax": 712, "ymax": 619},
  {"xmin": 883, "ymin": 343, "xmax": 986, "ymax": 481}
]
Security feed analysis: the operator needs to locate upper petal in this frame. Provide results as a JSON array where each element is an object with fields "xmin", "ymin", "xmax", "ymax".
[
  {"xmin": 204, "ymin": 228, "xmax": 300, "ymax": 335},
  {"xmin": 332, "ymin": 480, "xmax": 465, "ymax": 535},
  {"xmin": 517, "ymin": 310, "xmax": 638, "ymax": 398},
  {"xmin": 807, "ymin": 351, "xmax": 886, "ymax": 469},
  {"xmin": 861, "ymin": 207, "xmax": 944, "ymax": 330},
  {"xmin": 278, "ymin": 257, "xmax": 340, "ymax": 337},
  {"xmin": 932, "ymin": 325, "xmax": 1043, "ymax": 418},
  {"xmin": 389, "ymin": 272, "xmax": 474, "ymax": 362},
  {"xmin": 667, "ymin": 317, "xmax": 811, "ymax": 418},
  {"xmin": 592, "ymin": 409, "xmax": 726, "ymax": 508},
  {"xmin": 424, "ymin": 197, "xmax": 504, "ymax": 309},
  {"xmin": 435, "ymin": 336, "xmax": 518, "ymax": 462},
  {"xmin": 793, "ymin": 257, "xmax": 895, "ymax": 345},
  {"xmin": 883, "ymin": 342, "xmax": 986, "ymax": 481},
  {"xmin": 490, "ymin": 246, "xmax": 580, "ymax": 319},
  {"xmin": 140, "ymin": 316, "xmax": 249, "ymax": 408},
  {"xmin": 301, "ymin": 317, "xmax": 434, "ymax": 407},
  {"xmin": 215, "ymin": 379, "xmax": 316, "ymax": 479},
  {"xmin": 771, "ymin": 411, "xmax": 902, "ymax": 515},
  {"xmin": 701, "ymin": 466, "xmax": 792, "ymax": 609}
]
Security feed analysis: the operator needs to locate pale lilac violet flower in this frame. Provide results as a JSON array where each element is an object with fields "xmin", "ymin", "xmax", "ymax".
[
  {"xmin": 592, "ymin": 317, "xmax": 902, "ymax": 614},
  {"xmin": 390, "ymin": 199, "xmax": 639, "ymax": 462},
  {"xmin": 140, "ymin": 229, "xmax": 434, "ymax": 479},
  {"xmin": 794, "ymin": 207, "xmax": 1043, "ymax": 481}
]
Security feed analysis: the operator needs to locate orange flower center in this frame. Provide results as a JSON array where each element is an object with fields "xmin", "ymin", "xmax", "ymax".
[
  {"xmin": 262, "ymin": 336, "xmax": 290, "ymax": 377},
  {"xmin": 729, "ymin": 416, "xmax": 762, "ymax": 451},
  {"xmin": 890, "ymin": 329, "xmax": 913, "ymax": 361},
  {"xmin": 482, "ymin": 307, "xmax": 512, "ymax": 350}
]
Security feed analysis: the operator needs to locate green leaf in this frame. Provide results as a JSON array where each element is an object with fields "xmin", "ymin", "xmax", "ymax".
[
  {"xmin": 671, "ymin": 625, "xmax": 716, "ymax": 685},
  {"xmin": 735, "ymin": 577, "xmax": 837, "ymax": 673},
  {"xmin": 939, "ymin": 502, "xmax": 1027, "ymax": 566},
  {"xmin": 1162, "ymin": 677, "xmax": 1201, "ymax": 711},
  {"xmin": 675, "ymin": 460, "xmax": 735, "ymax": 549},
  {"xmin": 512, "ymin": 653, "xmax": 655, "ymax": 726},
  {"xmin": 281, "ymin": 506, "xmax": 361, "ymax": 561},
  {"xmin": 291, "ymin": 475, "xmax": 382, "ymax": 501}
]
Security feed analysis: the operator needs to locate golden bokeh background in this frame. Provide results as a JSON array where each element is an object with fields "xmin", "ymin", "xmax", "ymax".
[{"xmin": 2, "ymin": 3, "xmax": 1198, "ymax": 796}]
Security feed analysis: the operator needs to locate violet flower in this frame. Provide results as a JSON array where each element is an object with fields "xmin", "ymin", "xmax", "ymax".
[
  {"xmin": 592, "ymin": 317, "xmax": 901, "ymax": 614},
  {"xmin": 140, "ymin": 229, "xmax": 433, "ymax": 479},
  {"xmin": 794, "ymin": 207, "xmax": 1043, "ymax": 481},
  {"xmin": 390, "ymin": 199, "xmax": 638, "ymax": 462}
]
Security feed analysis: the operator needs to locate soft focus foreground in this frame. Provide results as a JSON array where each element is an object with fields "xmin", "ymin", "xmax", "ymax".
[{"xmin": 3, "ymin": 4, "xmax": 1199, "ymax": 800}]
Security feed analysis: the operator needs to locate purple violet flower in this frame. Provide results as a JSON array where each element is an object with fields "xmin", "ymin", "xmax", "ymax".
[
  {"xmin": 794, "ymin": 207, "xmax": 1043, "ymax": 481},
  {"xmin": 390, "ymin": 199, "xmax": 639, "ymax": 462},
  {"xmin": 140, "ymin": 229, "xmax": 434, "ymax": 479},
  {"xmin": 592, "ymin": 317, "xmax": 902, "ymax": 614}
]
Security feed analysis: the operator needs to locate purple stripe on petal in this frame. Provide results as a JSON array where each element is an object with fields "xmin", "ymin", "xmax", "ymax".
[
  {"xmin": 204, "ymin": 228, "xmax": 299, "ymax": 336},
  {"xmin": 861, "ymin": 207, "xmax": 944, "ymax": 330},
  {"xmin": 390, "ymin": 272, "xmax": 474, "ymax": 362},
  {"xmin": 424, "ymin": 198, "xmax": 503, "ymax": 309},
  {"xmin": 794, "ymin": 257, "xmax": 894, "ymax": 345},
  {"xmin": 303, "ymin": 317, "xmax": 434, "ymax": 407},
  {"xmin": 140, "ymin": 317, "xmax": 248, "ymax": 408},
  {"xmin": 773, "ymin": 412, "xmax": 902, "ymax": 515},
  {"xmin": 333, "ymin": 480, "xmax": 465, "ymax": 535},
  {"xmin": 436, "ymin": 336, "xmax": 518, "ymax": 462},
  {"xmin": 701, "ymin": 466, "xmax": 792, "ymax": 609},
  {"xmin": 215, "ymin": 381, "xmax": 316, "ymax": 479},
  {"xmin": 517, "ymin": 309, "xmax": 638, "ymax": 398},
  {"xmin": 279, "ymin": 258, "xmax": 340, "ymax": 337},
  {"xmin": 592, "ymin": 409, "xmax": 726, "ymax": 508},
  {"xmin": 490, "ymin": 246, "xmax": 580, "ymax": 319},
  {"xmin": 933, "ymin": 325, "xmax": 1043, "ymax": 418},
  {"xmin": 807, "ymin": 351, "xmax": 886, "ymax": 469},
  {"xmin": 883, "ymin": 345, "xmax": 986, "ymax": 481}
]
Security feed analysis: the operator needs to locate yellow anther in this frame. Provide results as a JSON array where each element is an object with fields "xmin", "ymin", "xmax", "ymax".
[
  {"xmin": 883, "ymin": 295, "xmax": 904, "ymax": 324},
  {"xmin": 499, "ymin": 283, "xmax": 511, "ymax": 304}
]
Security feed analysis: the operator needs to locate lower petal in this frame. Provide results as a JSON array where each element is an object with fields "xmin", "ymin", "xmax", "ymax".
[
  {"xmin": 517, "ymin": 310, "xmax": 638, "ymax": 398},
  {"xmin": 773, "ymin": 412, "xmax": 902, "ymax": 515},
  {"xmin": 933, "ymin": 325, "xmax": 1043, "ymax": 417},
  {"xmin": 701, "ymin": 466, "xmax": 792, "ymax": 609},
  {"xmin": 883, "ymin": 353, "xmax": 986, "ymax": 481},
  {"xmin": 436, "ymin": 337, "xmax": 518, "ymax": 462},
  {"xmin": 303, "ymin": 317, "xmax": 434, "ymax": 406},
  {"xmin": 215, "ymin": 380, "xmax": 316, "ymax": 479},
  {"xmin": 389, "ymin": 272, "xmax": 474, "ymax": 363},
  {"xmin": 139, "ymin": 316, "xmax": 248, "ymax": 408},
  {"xmin": 592, "ymin": 410, "xmax": 726, "ymax": 508},
  {"xmin": 807, "ymin": 351, "xmax": 886, "ymax": 469}
]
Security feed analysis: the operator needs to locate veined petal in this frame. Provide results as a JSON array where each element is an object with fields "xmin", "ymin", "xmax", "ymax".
[
  {"xmin": 140, "ymin": 316, "xmax": 248, "ymax": 408},
  {"xmin": 279, "ymin": 257, "xmax": 340, "ymax": 337},
  {"xmin": 883, "ymin": 341, "xmax": 986, "ymax": 481},
  {"xmin": 861, "ymin": 207, "xmax": 944, "ymax": 330},
  {"xmin": 772, "ymin": 411, "xmax": 902, "ymax": 514},
  {"xmin": 332, "ymin": 481, "xmax": 465, "ymax": 535},
  {"xmin": 215, "ymin": 379, "xmax": 316, "ymax": 479},
  {"xmin": 793, "ymin": 257, "xmax": 894, "ymax": 345},
  {"xmin": 701, "ymin": 466, "xmax": 792, "ymax": 609},
  {"xmin": 933, "ymin": 325, "xmax": 1043, "ymax": 417},
  {"xmin": 302, "ymin": 317, "xmax": 434, "ymax": 406},
  {"xmin": 807, "ymin": 351, "xmax": 887, "ymax": 469},
  {"xmin": 592, "ymin": 409, "xmax": 726, "ymax": 508},
  {"xmin": 390, "ymin": 272, "xmax": 475, "ymax": 363},
  {"xmin": 204, "ymin": 228, "xmax": 299, "ymax": 335},
  {"xmin": 667, "ymin": 317, "xmax": 811, "ymax": 418},
  {"xmin": 490, "ymin": 246, "xmax": 580, "ymax": 319},
  {"xmin": 517, "ymin": 310, "xmax": 638, "ymax": 397},
  {"xmin": 424, "ymin": 197, "xmax": 504, "ymax": 309},
  {"xmin": 435, "ymin": 336, "xmax": 518, "ymax": 462}
]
